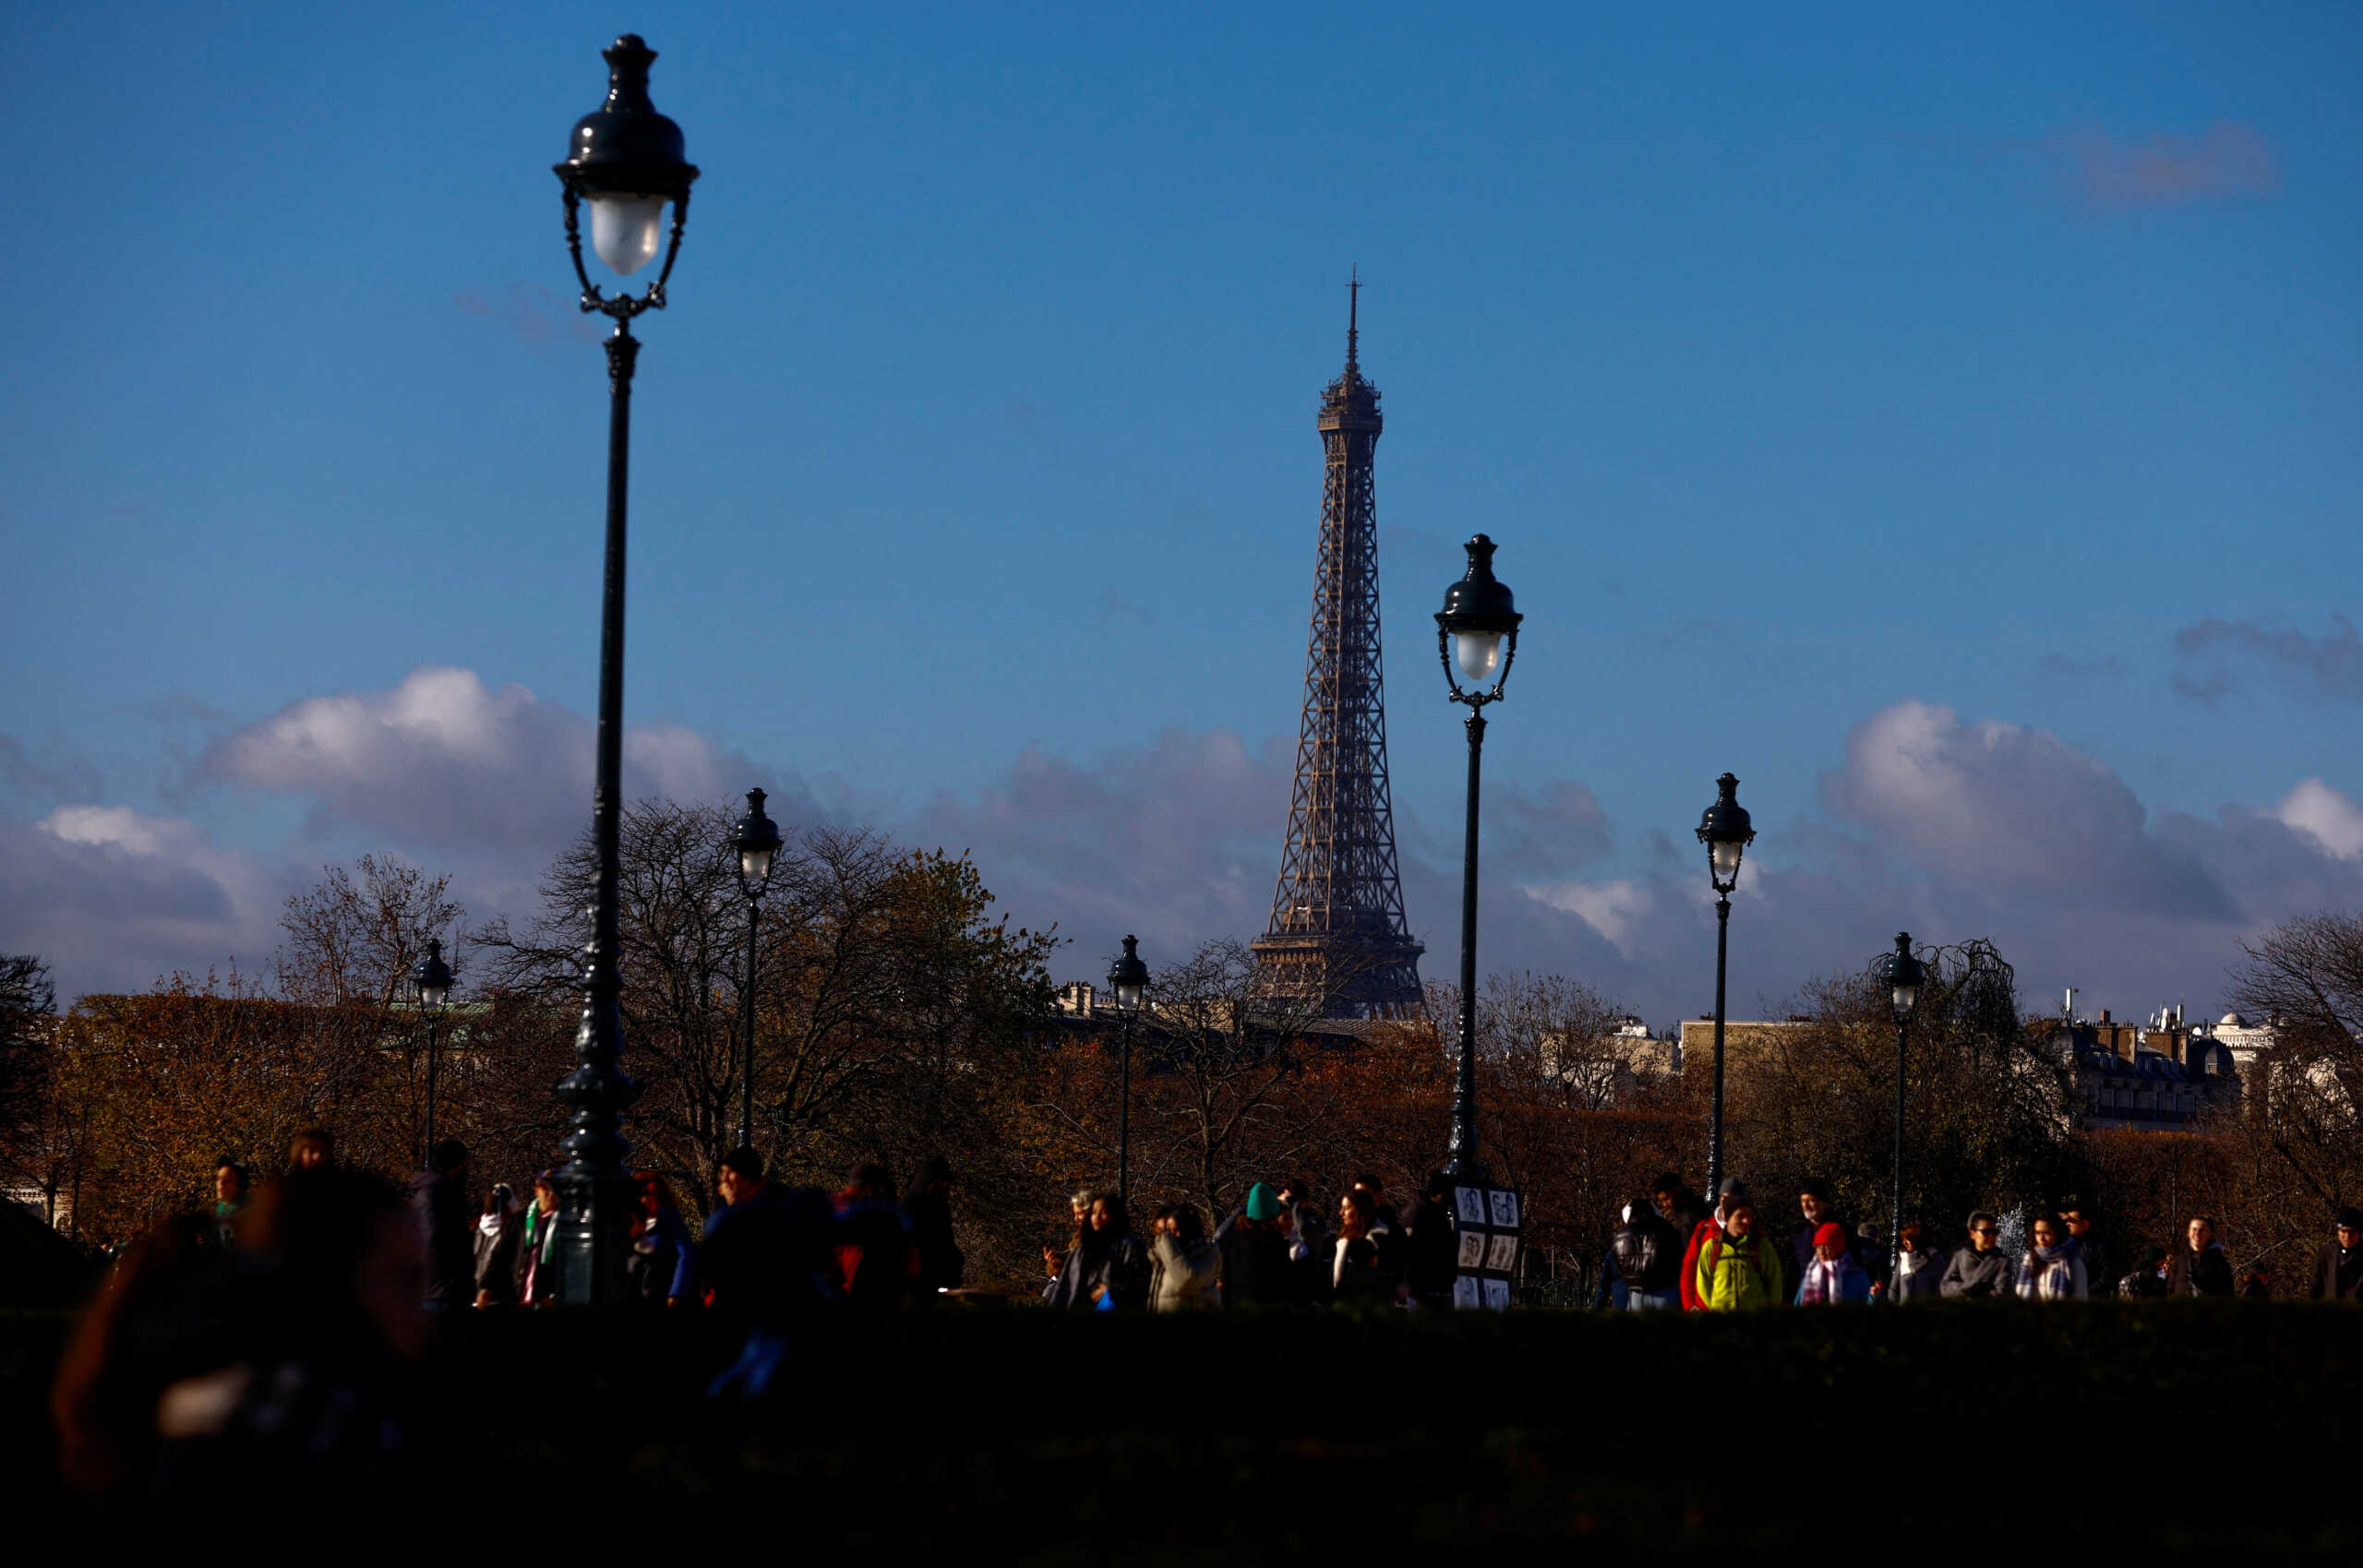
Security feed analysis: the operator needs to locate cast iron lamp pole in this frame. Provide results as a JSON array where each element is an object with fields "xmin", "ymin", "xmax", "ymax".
[
  {"xmin": 1434, "ymin": 534, "xmax": 1523, "ymax": 1180},
  {"xmin": 1877, "ymin": 931, "xmax": 1925, "ymax": 1291},
  {"xmin": 550, "ymin": 34, "xmax": 699, "ymax": 1303},
  {"xmin": 411, "ymin": 938, "xmax": 454, "ymax": 1164},
  {"xmin": 1695, "ymin": 773, "xmax": 1755, "ymax": 1203},
  {"xmin": 1108, "ymin": 936, "xmax": 1150, "ymax": 1203},
  {"xmin": 729, "ymin": 788, "xmax": 783, "ymax": 1151}
]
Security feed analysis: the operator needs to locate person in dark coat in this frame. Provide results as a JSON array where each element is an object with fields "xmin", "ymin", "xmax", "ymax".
[
  {"xmin": 2165, "ymin": 1215, "xmax": 2236, "ymax": 1298},
  {"xmin": 2117, "ymin": 1245, "xmax": 2169, "ymax": 1298},
  {"xmin": 1403, "ymin": 1171, "xmax": 1459, "ymax": 1310},
  {"xmin": 1791, "ymin": 1179, "xmax": 1870, "ymax": 1283},
  {"xmin": 627, "ymin": 1170, "xmax": 697, "ymax": 1305},
  {"xmin": 1218, "ymin": 1183, "xmax": 1299, "ymax": 1307},
  {"xmin": 699, "ymin": 1147, "xmax": 798, "ymax": 1328},
  {"xmin": 1889, "ymin": 1221, "xmax": 1947, "ymax": 1302},
  {"xmin": 2309, "ymin": 1207, "xmax": 2363, "ymax": 1299},
  {"xmin": 1938, "ymin": 1212, "xmax": 2013, "ymax": 1298},
  {"xmin": 1652, "ymin": 1172, "xmax": 1708, "ymax": 1249},
  {"xmin": 1043, "ymin": 1189, "xmax": 1097, "ymax": 1296},
  {"xmin": 472, "ymin": 1183, "xmax": 520, "ymax": 1306},
  {"xmin": 2058, "ymin": 1197, "xmax": 2107, "ymax": 1303},
  {"xmin": 1277, "ymin": 1179, "xmax": 1333, "ymax": 1265},
  {"xmin": 1047, "ymin": 1192, "xmax": 1148, "ymax": 1309},
  {"xmin": 1611, "ymin": 1194, "xmax": 1684, "ymax": 1310},
  {"xmin": 408, "ymin": 1139, "xmax": 475, "ymax": 1309},
  {"xmin": 904, "ymin": 1155, "xmax": 965, "ymax": 1297},
  {"xmin": 834, "ymin": 1161, "xmax": 908, "ymax": 1309}
]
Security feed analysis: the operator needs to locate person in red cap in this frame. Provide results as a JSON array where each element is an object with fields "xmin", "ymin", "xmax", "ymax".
[{"xmin": 1793, "ymin": 1221, "xmax": 1869, "ymax": 1304}]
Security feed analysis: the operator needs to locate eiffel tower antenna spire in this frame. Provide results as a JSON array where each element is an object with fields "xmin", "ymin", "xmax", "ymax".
[
  {"xmin": 1251, "ymin": 280, "xmax": 1424, "ymax": 1017},
  {"xmin": 1347, "ymin": 266, "xmax": 1360, "ymax": 372}
]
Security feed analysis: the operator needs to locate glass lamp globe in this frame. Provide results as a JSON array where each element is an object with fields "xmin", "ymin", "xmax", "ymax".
[
  {"xmin": 1453, "ymin": 630, "xmax": 1505, "ymax": 684},
  {"xmin": 588, "ymin": 193, "xmax": 668, "ymax": 275}
]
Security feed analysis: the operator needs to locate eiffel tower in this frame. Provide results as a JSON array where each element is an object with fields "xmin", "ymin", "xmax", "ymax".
[{"xmin": 1250, "ymin": 278, "xmax": 1425, "ymax": 1017}]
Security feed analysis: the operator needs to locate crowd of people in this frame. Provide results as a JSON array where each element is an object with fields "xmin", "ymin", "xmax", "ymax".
[
  {"xmin": 1597, "ymin": 1172, "xmax": 2363, "ymax": 1308},
  {"xmin": 1038, "ymin": 1173, "xmax": 1465, "ymax": 1310},
  {"xmin": 46, "ymin": 1130, "xmax": 2363, "ymax": 1501},
  {"xmin": 179, "ymin": 1139, "xmax": 2363, "ymax": 1324},
  {"xmin": 409, "ymin": 1142, "xmax": 969, "ymax": 1318}
]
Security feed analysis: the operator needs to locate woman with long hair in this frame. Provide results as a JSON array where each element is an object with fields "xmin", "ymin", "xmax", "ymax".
[
  {"xmin": 2015, "ymin": 1213, "xmax": 2089, "ymax": 1299},
  {"xmin": 473, "ymin": 1183, "xmax": 520, "ymax": 1307},
  {"xmin": 1048, "ymin": 1192, "xmax": 1149, "ymax": 1310}
]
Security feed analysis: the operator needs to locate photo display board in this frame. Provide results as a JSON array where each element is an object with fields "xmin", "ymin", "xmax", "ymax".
[{"xmin": 1450, "ymin": 1183, "xmax": 1520, "ymax": 1311}]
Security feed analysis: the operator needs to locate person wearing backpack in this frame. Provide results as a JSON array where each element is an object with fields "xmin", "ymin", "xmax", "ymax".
[
  {"xmin": 1680, "ymin": 1177, "xmax": 1750, "ymax": 1311},
  {"xmin": 1694, "ymin": 1200, "xmax": 1784, "ymax": 1311}
]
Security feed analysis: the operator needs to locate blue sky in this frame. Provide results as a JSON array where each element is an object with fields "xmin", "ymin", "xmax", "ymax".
[{"xmin": 5, "ymin": 3, "xmax": 2360, "ymax": 1024}]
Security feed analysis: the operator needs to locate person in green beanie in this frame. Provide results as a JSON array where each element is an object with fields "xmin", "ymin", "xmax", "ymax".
[{"xmin": 1218, "ymin": 1182, "xmax": 1299, "ymax": 1306}]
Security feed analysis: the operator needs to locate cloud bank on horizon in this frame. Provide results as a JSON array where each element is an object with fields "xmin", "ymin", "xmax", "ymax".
[{"xmin": 4, "ymin": 666, "xmax": 2360, "ymax": 1027}]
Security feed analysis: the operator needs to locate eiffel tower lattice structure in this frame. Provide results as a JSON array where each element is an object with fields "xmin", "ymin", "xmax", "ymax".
[{"xmin": 1249, "ymin": 279, "xmax": 1425, "ymax": 1017}]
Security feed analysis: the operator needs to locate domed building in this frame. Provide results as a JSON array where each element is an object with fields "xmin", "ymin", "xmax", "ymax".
[{"xmin": 2042, "ymin": 1003, "xmax": 2244, "ymax": 1131}]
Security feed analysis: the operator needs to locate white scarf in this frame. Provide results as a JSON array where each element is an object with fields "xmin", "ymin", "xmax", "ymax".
[{"xmin": 2018, "ymin": 1245, "xmax": 2071, "ymax": 1299}]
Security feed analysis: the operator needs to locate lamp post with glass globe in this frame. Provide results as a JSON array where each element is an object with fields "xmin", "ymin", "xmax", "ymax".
[
  {"xmin": 1434, "ymin": 535, "xmax": 1523, "ymax": 1180},
  {"xmin": 1877, "ymin": 931, "xmax": 1925, "ymax": 1287},
  {"xmin": 729, "ymin": 788, "xmax": 784, "ymax": 1151},
  {"xmin": 1108, "ymin": 935, "xmax": 1150, "ymax": 1203},
  {"xmin": 412, "ymin": 938, "xmax": 455, "ymax": 1162},
  {"xmin": 549, "ymin": 33, "xmax": 699, "ymax": 1302},
  {"xmin": 1695, "ymin": 773, "xmax": 1756, "ymax": 1203}
]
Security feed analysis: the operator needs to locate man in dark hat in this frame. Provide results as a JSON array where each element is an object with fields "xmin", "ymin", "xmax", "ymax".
[
  {"xmin": 2309, "ymin": 1207, "xmax": 2363, "ymax": 1299},
  {"xmin": 2057, "ymin": 1195, "xmax": 2107, "ymax": 1299}
]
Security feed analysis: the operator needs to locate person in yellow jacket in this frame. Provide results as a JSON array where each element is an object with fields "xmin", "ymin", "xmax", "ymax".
[{"xmin": 1693, "ymin": 1201, "xmax": 1785, "ymax": 1310}]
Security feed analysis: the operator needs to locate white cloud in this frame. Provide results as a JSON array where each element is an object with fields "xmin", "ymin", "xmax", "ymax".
[
  {"xmin": 2276, "ymin": 778, "xmax": 2363, "ymax": 861},
  {"xmin": 9, "ymin": 677, "xmax": 2363, "ymax": 1034},
  {"xmin": 1820, "ymin": 700, "xmax": 2229, "ymax": 916},
  {"xmin": 1524, "ymin": 879, "xmax": 1658, "ymax": 956},
  {"xmin": 0, "ymin": 807, "xmax": 287, "ymax": 995}
]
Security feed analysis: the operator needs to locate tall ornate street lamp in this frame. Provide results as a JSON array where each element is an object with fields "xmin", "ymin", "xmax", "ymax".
[
  {"xmin": 411, "ymin": 937, "xmax": 455, "ymax": 1162},
  {"xmin": 1108, "ymin": 935, "xmax": 1150, "ymax": 1203},
  {"xmin": 1877, "ymin": 931, "xmax": 1925, "ymax": 1289},
  {"xmin": 1434, "ymin": 534, "xmax": 1522, "ymax": 1179},
  {"xmin": 550, "ymin": 34, "xmax": 699, "ymax": 1302},
  {"xmin": 1695, "ymin": 773, "xmax": 1755, "ymax": 1203},
  {"xmin": 729, "ymin": 787, "xmax": 784, "ymax": 1150}
]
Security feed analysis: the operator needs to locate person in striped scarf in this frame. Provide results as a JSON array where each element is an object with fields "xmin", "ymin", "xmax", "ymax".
[
  {"xmin": 1793, "ymin": 1222, "xmax": 1870, "ymax": 1304},
  {"xmin": 2014, "ymin": 1214, "xmax": 2088, "ymax": 1299}
]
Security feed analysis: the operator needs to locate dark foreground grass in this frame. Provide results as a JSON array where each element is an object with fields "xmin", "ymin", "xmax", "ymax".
[{"xmin": 12, "ymin": 1300, "xmax": 2358, "ymax": 1556}]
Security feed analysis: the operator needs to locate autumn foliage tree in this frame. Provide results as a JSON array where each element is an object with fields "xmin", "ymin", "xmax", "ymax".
[{"xmin": 476, "ymin": 801, "xmax": 1060, "ymax": 1223}]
